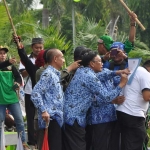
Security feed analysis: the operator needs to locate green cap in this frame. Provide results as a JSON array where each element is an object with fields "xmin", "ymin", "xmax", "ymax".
[{"xmin": 99, "ymin": 35, "xmax": 114, "ymax": 51}]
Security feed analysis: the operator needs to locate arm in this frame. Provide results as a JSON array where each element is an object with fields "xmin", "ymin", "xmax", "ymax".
[
  {"xmin": 60, "ymin": 60, "xmax": 80, "ymax": 91},
  {"xmin": 96, "ymin": 68, "xmax": 116, "ymax": 81},
  {"xmin": 140, "ymin": 73, "xmax": 150, "ymax": 101},
  {"xmin": 142, "ymin": 89, "xmax": 150, "ymax": 101},
  {"xmin": 31, "ymin": 72, "xmax": 51, "ymax": 112},
  {"xmin": 123, "ymin": 12, "xmax": 137, "ymax": 54},
  {"xmin": 129, "ymin": 12, "xmax": 137, "ymax": 43},
  {"xmin": 86, "ymin": 73, "xmax": 127, "ymax": 103},
  {"xmin": 0, "ymin": 60, "xmax": 11, "ymax": 69},
  {"xmin": 11, "ymin": 65, "xmax": 22, "ymax": 85},
  {"xmin": 17, "ymin": 47, "xmax": 38, "ymax": 87}
]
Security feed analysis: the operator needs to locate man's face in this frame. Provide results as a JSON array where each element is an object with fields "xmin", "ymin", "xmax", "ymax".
[
  {"xmin": 0, "ymin": 50, "xmax": 7, "ymax": 62},
  {"xmin": 55, "ymin": 51, "xmax": 65, "ymax": 70},
  {"xmin": 97, "ymin": 43, "xmax": 107, "ymax": 55},
  {"xmin": 31, "ymin": 43, "xmax": 44, "ymax": 57},
  {"xmin": 91, "ymin": 55, "xmax": 103, "ymax": 73},
  {"xmin": 110, "ymin": 49, "xmax": 126, "ymax": 63}
]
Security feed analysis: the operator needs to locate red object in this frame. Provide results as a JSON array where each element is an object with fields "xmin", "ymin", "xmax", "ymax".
[
  {"xmin": 35, "ymin": 50, "xmax": 45, "ymax": 67},
  {"xmin": 42, "ymin": 128, "xmax": 49, "ymax": 150}
]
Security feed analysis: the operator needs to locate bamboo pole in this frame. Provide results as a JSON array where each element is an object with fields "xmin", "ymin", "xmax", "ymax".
[
  {"xmin": 2, "ymin": 0, "xmax": 20, "ymax": 46},
  {"xmin": 120, "ymin": 0, "xmax": 146, "ymax": 31}
]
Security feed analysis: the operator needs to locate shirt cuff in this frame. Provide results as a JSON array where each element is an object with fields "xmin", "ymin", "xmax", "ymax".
[
  {"xmin": 117, "ymin": 85, "xmax": 122, "ymax": 91},
  {"xmin": 39, "ymin": 105, "xmax": 46, "ymax": 113}
]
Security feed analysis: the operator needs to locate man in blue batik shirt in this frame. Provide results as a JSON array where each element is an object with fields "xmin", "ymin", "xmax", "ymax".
[
  {"xmin": 31, "ymin": 49, "xmax": 65, "ymax": 150},
  {"xmin": 63, "ymin": 50, "xmax": 128, "ymax": 150}
]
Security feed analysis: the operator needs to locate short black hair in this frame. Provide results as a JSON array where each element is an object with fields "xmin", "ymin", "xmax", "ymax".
[
  {"xmin": 80, "ymin": 49, "xmax": 97, "ymax": 67},
  {"xmin": 74, "ymin": 46, "xmax": 87, "ymax": 61},
  {"xmin": 143, "ymin": 60, "xmax": 150, "ymax": 67}
]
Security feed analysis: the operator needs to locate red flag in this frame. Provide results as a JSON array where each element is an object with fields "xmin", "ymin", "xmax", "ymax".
[{"xmin": 42, "ymin": 128, "xmax": 49, "ymax": 150}]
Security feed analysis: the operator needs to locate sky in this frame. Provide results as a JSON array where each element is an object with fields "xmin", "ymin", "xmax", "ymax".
[
  {"xmin": 32, "ymin": 0, "xmax": 43, "ymax": 9},
  {"xmin": 0, "ymin": 0, "xmax": 43, "ymax": 9}
]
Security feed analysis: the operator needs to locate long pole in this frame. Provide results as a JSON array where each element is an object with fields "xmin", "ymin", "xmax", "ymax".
[
  {"xmin": 120, "ymin": 0, "xmax": 146, "ymax": 31},
  {"xmin": 2, "ymin": 0, "xmax": 20, "ymax": 46}
]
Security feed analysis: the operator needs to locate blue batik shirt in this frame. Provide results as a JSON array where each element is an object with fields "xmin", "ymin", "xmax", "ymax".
[
  {"xmin": 64, "ymin": 67, "xmax": 122, "ymax": 127},
  {"xmin": 31, "ymin": 65, "xmax": 64, "ymax": 128},
  {"xmin": 103, "ymin": 61, "xmax": 128, "ymax": 87},
  {"xmin": 87, "ymin": 68, "xmax": 119, "ymax": 125}
]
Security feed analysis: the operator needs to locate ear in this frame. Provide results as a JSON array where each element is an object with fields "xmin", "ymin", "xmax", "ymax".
[
  {"xmin": 54, "ymin": 56, "xmax": 57, "ymax": 62},
  {"xmin": 89, "ymin": 61, "xmax": 95, "ymax": 68}
]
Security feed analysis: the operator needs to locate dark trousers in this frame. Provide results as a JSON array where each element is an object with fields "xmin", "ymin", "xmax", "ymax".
[
  {"xmin": 48, "ymin": 119, "xmax": 62, "ymax": 150},
  {"xmin": 90, "ymin": 122, "xmax": 115, "ymax": 150},
  {"xmin": 34, "ymin": 119, "xmax": 62, "ymax": 150},
  {"xmin": 117, "ymin": 111, "xmax": 146, "ymax": 150},
  {"xmin": 85, "ymin": 125, "xmax": 93, "ymax": 150},
  {"xmin": 109, "ymin": 120, "xmax": 120, "ymax": 150},
  {"xmin": 62, "ymin": 121, "xmax": 86, "ymax": 150},
  {"xmin": 25, "ymin": 94, "xmax": 36, "ymax": 145}
]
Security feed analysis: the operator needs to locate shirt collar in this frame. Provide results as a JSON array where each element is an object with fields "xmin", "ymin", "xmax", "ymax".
[
  {"xmin": 47, "ymin": 65, "xmax": 61, "ymax": 77},
  {"xmin": 81, "ymin": 66, "xmax": 96, "ymax": 75}
]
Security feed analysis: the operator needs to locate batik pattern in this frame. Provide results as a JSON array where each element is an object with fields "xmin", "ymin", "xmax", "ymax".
[
  {"xmin": 31, "ymin": 65, "xmax": 64, "ymax": 128},
  {"xmin": 64, "ymin": 67, "xmax": 122, "ymax": 127}
]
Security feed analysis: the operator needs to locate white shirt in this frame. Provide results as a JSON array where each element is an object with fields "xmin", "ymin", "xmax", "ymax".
[
  {"xmin": 117, "ymin": 66, "xmax": 150, "ymax": 118},
  {"xmin": 19, "ymin": 55, "xmax": 35, "ymax": 94}
]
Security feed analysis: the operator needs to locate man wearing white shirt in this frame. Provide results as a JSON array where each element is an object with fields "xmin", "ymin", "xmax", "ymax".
[
  {"xmin": 116, "ymin": 60, "xmax": 150, "ymax": 150},
  {"xmin": 19, "ymin": 38, "xmax": 44, "ymax": 148}
]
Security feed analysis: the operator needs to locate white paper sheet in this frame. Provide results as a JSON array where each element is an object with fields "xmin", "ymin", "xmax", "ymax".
[{"xmin": 127, "ymin": 58, "xmax": 142, "ymax": 85}]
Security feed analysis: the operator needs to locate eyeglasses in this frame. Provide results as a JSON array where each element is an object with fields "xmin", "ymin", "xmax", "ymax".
[{"xmin": 92, "ymin": 60, "xmax": 102, "ymax": 63}]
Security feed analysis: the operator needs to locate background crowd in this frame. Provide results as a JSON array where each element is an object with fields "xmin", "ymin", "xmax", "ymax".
[{"xmin": 0, "ymin": 5, "xmax": 150, "ymax": 150}]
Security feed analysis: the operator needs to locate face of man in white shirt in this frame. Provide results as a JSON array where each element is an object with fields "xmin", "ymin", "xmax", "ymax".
[{"xmin": 31, "ymin": 43, "xmax": 44, "ymax": 57}]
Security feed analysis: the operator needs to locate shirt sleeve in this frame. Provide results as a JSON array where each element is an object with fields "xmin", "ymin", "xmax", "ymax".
[
  {"xmin": 96, "ymin": 68, "xmax": 116, "ymax": 81},
  {"xmin": 31, "ymin": 72, "xmax": 52, "ymax": 112},
  {"xmin": 12, "ymin": 65, "xmax": 22, "ymax": 84},
  {"xmin": 124, "ymin": 39, "xmax": 134, "ymax": 54},
  {"xmin": 17, "ymin": 47, "xmax": 38, "ymax": 87},
  {"xmin": 85, "ymin": 75, "xmax": 122, "ymax": 103},
  {"xmin": 139, "ymin": 73, "xmax": 150, "ymax": 92},
  {"xmin": 0, "ymin": 60, "xmax": 11, "ymax": 69}
]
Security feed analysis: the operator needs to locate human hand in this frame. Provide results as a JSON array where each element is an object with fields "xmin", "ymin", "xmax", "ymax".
[
  {"xmin": 119, "ymin": 74, "xmax": 128, "ymax": 88},
  {"xmin": 112, "ymin": 96, "xmax": 125, "ymax": 104},
  {"xmin": 103, "ymin": 52, "xmax": 110, "ymax": 61},
  {"xmin": 9, "ymin": 58, "xmax": 16, "ymax": 64},
  {"xmin": 117, "ymin": 50, "xmax": 127, "ymax": 59},
  {"xmin": 116, "ymin": 68, "xmax": 130, "ymax": 76},
  {"xmin": 42, "ymin": 111, "xmax": 50, "ymax": 123},
  {"xmin": 13, "ymin": 82, "xmax": 20, "ymax": 91},
  {"xmin": 129, "ymin": 11, "xmax": 137, "ymax": 23},
  {"xmin": 66, "ymin": 60, "xmax": 81, "ymax": 72},
  {"xmin": 13, "ymin": 35, "xmax": 21, "ymax": 44}
]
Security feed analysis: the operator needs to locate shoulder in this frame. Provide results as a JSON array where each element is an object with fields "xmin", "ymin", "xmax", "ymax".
[{"xmin": 136, "ymin": 67, "xmax": 150, "ymax": 80}]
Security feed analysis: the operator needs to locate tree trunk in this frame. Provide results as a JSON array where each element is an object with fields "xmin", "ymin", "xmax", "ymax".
[{"xmin": 42, "ymin": 8, "xmax": 49, "ymax": 28}]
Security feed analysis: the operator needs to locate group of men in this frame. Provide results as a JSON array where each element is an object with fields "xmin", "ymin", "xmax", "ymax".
[{"xmin": 0, "ymin": 11, "xmax": 150, "ymax": 150}]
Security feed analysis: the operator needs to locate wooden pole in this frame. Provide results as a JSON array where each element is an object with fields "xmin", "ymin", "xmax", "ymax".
[
  {"xmin": 120, "ymin": 0, "xmax": 146, "ymax": 31},
  {"xmin": 2, "ymin": 0, "xmax": 20, "ymax": 46}
]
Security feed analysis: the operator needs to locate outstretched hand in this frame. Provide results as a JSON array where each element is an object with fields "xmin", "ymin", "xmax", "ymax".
[
  {"xmin": 13, "ymin": 35, "xmax": 21, "ymax": 44},
  {"xmin": 129, "ymin": 11, "xmax": 137, "ymax": 23},
  {"xmin": 9, "ymin": 58, "xmax": 16, "ymax": 64},
  {"xmin": 13, "ymin": 34, "xmax": 23, "ymax": 49}
]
